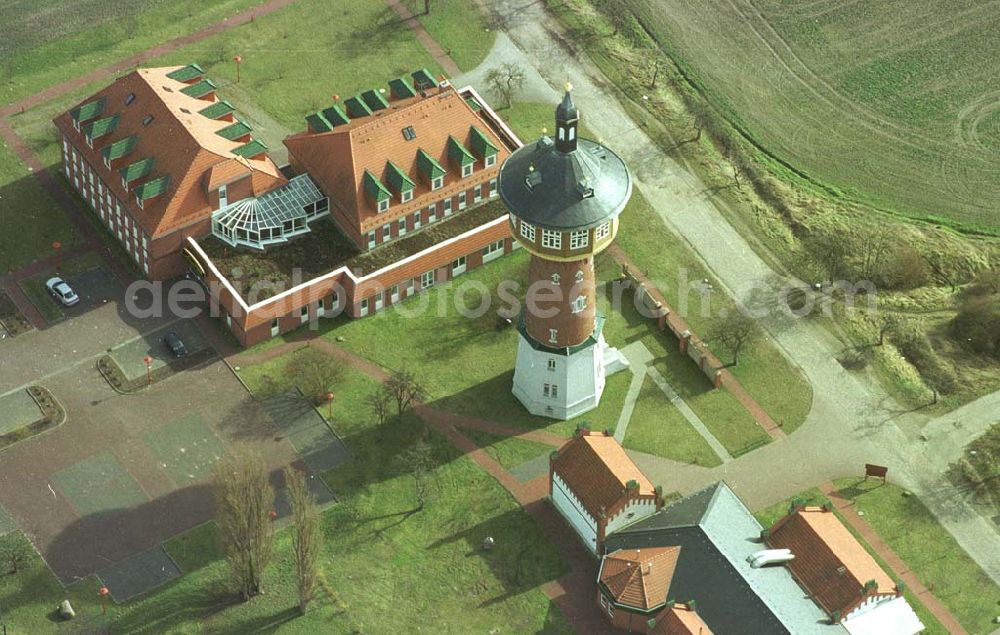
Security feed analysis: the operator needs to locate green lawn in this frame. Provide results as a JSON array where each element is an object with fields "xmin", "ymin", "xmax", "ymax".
[
  {"xmin": 402, "ymin": 0, "xmax": 496, "ymax": 72},
  {"xmin": 461, "ymin": 428, "xmax": 554, "ymax": 471},
  {"xmin": 0, "ymin": 0, "xmax": 265, "ymax": 107},
  {"xmin": 614, "ymin": 188, "xmax": 812, "ymax": 434},
  {"xmin": 0, "ymin": 143, "xmax": 80, "ymax": 274},
  {"xmin": 755, "ymin": 479, "xmax": 1000, "ymax": 634},
  {"xmin": 622, "ymin": 376, "xmax": 723, "ymax": 467}
]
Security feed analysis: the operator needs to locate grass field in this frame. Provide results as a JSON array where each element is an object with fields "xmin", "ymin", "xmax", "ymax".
[
  {"xmin": 0, "ymin": 0, "xmax": 265, "ymax": 106},
  {"xmin": 402, "ymin": 0, "xmax": 496, "ymax": 72},
  {"xmin": 621, "ymin": 376, "xmax": 723, "ymax": 467},
  {"xmin": 461, "ymin": 428, "xmax": 553, "ymax": 471},
  {"xmin": 622, "ymin": 0, "xmax": 1000, "ymax": 231},
  {"xmin": 755, "ymin": 479, "xmax": 1000, "ymax": 634}
]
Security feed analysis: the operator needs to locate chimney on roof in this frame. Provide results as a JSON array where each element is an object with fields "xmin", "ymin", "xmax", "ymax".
[{"xmin": 644, "ymin": 561, "xmax": 652, "ymax": 575}]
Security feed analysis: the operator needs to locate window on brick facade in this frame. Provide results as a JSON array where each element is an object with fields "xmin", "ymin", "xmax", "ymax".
[
  {"xmin": 596, "ymin": 222, "xmax": 611, "ymax": 241},
  {"xmin": 520, "ymin": 221, "xmax": 535, "ymax": 241},
  {"xmin": 549, "ymin": 328, "xmax": 558, "ymax": 344},
  {"xmin": 398, "ymin": 217, "xmax": 407, "ymax": 236},
  {"xmin": 542, "ymin": 229, "xmax": 561, "ymax": 249},
  {"xmin": 382, "ymin": 224, "xmax": 391, "ymax": 241},
  {"xmin": 571, "ymin": 295, "xmax": 586, "ymax": 314},
  {"xmin": 458, "ymin": 191, "xmax": 467, "ymax": 210},
  {"xmin": 421, "ymin": 270, "xmax": 435, "ymax": 288},
  {"xmin": 570, "ymin": 229, "xmax": 589, "ymax": 249}
]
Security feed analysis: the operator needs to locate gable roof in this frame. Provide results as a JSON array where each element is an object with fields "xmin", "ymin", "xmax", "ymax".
[
  {"xmin": 606, "ymin": 482, "xmax": 837, "ymax": 634},
  {"xmin": 550, "ymin": 431, "xmax": 655, "ymax": 519},
  {"xmin": 599, "ymin": 546, "xmax": 679, "ymax": 611},
  {"xmin": 54, "ymin": 66, "xmax": 285, "ymax": 238},
  {"xmin": 767, "ymin": 507, "xmax": 897, "ymax": 617},
  {"xmin": 651, "ymin": 603, "xmax": 714, "ymax": 635},
  {"xmin": 283, "ymin": 85, "xmax": 511, "ymax": 232}
]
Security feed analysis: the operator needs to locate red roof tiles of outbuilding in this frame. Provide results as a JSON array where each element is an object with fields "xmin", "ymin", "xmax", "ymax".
[
  {"xmin": 600, "ymin": 546, "xmax": 679, "ymax": 611},
  {"xmin": 551, "ymin": 431, "xmax": 655, "ymax": 519}
]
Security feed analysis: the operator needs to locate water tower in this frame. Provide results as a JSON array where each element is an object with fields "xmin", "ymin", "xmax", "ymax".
[{"xmin": 499, "ymin": 85, "xmax": 632, "ymax": 419}]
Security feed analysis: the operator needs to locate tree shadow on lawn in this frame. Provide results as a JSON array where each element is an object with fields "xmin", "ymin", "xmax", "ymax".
[{"xmin": 426, "ymin": 507, "xmax": 570, "ymax": 610}]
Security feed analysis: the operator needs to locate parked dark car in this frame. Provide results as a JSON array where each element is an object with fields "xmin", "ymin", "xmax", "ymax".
[{"xmin": 163, "ymin": 331, "xmax": 188, "ymax": 358}]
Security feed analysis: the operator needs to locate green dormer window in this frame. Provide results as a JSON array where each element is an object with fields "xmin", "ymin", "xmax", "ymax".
[
  {"xmin": 120, "ymin": 157, "xmax": 155, "ymax": 191},
  {"xmin": 470, "ymin": 126, "xmax": 498, "ymax": 167},
  {"xmin": 70, "ymin": 97, "xmax": 107, "ymax": 130},
  {"xmin": 306, "ymin": 112, "xmax": 333, "ymax": 133},
  {"xmin": 199, "ymin": 100, "xmax": 235, "ymax": 120},
  {"xmin": 101, "ymin": 135, "xmax": 138, "ymax": 167},
  {"xmin": 411, "ymin": 68, "xmax": 437, "ymax": 90},
  {"xmin": 180, "ymin": 79, "xmax": 216, "ymax": 99},
  {"xmin": 82, "ymin": 114, "xmax": 120, "ymax": 146},
  {"xmin": 344, "ymin": 96, "xmax": 371, "ymax": 118},
  {"xmin": 360, "ymin": 89, "xmax": 389, "ymax": 111},
  {"xmin": 384, "ymin": 161, "xmax": 415, "ymax": 203},
  {"xmin": 363, "ymin": 170, "xmax": 391, "ymax": 212},
  {"xmin": 166, "ymin": 63, "xmax": 205, "ymax": 83},
  {"xmin": 321, "ymin": 104, "xmax": 350, "ymax": 127},
  {"xmin": 416, "ymin": 149, "xmax": 445, "ymax": 190},
  {"xmin": 447, "ymin": 136, "xmax": 475, "ymax": 177},
  {"xmin": 389, "ymin": 77, "xmax": 417, "ymax": 100},
  {"xmin": 133, "ymin": 175, "xmax": 171, "ymax": 209}
]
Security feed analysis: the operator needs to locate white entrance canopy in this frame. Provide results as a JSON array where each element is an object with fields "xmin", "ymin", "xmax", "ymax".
[{"xmin": 843, "ymin": 597, "xmax": 924, "ymax": 635}]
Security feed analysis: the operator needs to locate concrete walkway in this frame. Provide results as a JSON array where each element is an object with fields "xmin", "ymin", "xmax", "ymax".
[
  {"xmin": 612, "ymin": 341, "xmax": 650, "ymax": 443},
  {"xmin": 477, "ymin": 0, "xmax": 1000, "ymax": 589},
  {"xmin": 646, "ymin": 364, "xmax": 732, "ymax": 464}
]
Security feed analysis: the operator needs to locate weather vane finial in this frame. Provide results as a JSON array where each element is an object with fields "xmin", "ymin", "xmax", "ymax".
[{"xmin": 564, "ymin": 81, "xmax": 573, "ymax": 93}]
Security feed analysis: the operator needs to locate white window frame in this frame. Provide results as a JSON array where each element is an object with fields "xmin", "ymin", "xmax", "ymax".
[
  {"xmin": 443, "ymin": 198, "xmax": 453, "ymax": 216},
  {"xmin": 270, "ymin": 318, "xmax": 280, "ymax": 337},
  {"xmin": 549, "ymin": 328, "xmax": 558, "ymax": 344},
  {"xmin": 542, "ymin": 229, "xmax": 562, "ymax": 249},
  {"xmin": 489, "ymin": 178, "xmax": 498, "ymax": 198},
  {"xmin": 570, "ymin": 229, "xmax": 589, "ymax": 249},
  {"xmin": 452, "ymin": 255, "xmax": 467, "ymax": 276},
  {"xmin": 547, "ymin": 359, "xmax": 556, "ymax": 372},
  {"xmin": 219, "ymin": 183, "xmax": 228, "ymax": 208},
  {"xmin": 462, "ymin": 163, "xmax": 473, "ymax": 178},
  {"xmin": 360, "ymin": 297, "xmax": 369, "ymax": 316},
  {"xmin": 473, "ymin": 185, "xmax": 482, "ymax": 203},
  {"xmin": 485, "ymin": 154, "xmax": 496, "ymax": 168},
  {"xmin": 413, "ymin": 211, "xmax": 422, "ymax": 230},
  {"xmin": 375, "ymin": 292, "xmax": 384, "ymax": 311},
  {"xmin": 367, "ymin": 231, "xmax": 376, "ymax": 249},
  {"xmin": 421, "ymin": 270, "xmax": 435, "ymax": 289},
  {"xmin": 406, "ymin": 278, "xmax": 415, "ymax": 296},
  {"xmin": 382, "ymin": 224, "xmax": 391, "ymax": 241},
  {"xmin": 300, "ymin": 304, "xmax": 310, "ymax": 323},
  {"xmin": 571, "ymin": 295, "xmax": 587, "ymax": 314},
  {"xmin": 482, "ymin": 240, "xmax": 504, "ymax": 263},
  {"xmin": 398, "ymin": 217, "xmax": 407, "ymax": 236},
  {"xmin": 378, "ymin": 198, "xmax": 389, "ymax": 213},
  {"xmin": 458, "ymin": 191, "xmax": 467, "ymax": 210},
  {"xmin": 431, "ymin": 176, "xmax": 443, "ymax": 190},
  {"xmin": 596, "ymin": 222, "xmax": 611, "ymax": 241},
  {"xmin": 428, "ymin": 202, "xmax": 437, "ymax": 220},
  {"xmin": 390, "ymin": 285, "xmax": 399, "ymax": 303},
  {"xmin": 401, "ymin": 188, "xmax": 413, "ymax": 203}
]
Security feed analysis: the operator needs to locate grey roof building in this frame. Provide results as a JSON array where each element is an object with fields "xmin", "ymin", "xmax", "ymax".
[{"xmin": 605, "ymin": 482, "xmax": 842, "ymax": 635}]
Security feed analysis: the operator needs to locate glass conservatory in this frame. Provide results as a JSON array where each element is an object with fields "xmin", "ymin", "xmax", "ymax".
[{"xmin": 211, "ymin": 174, "xmax": 329, "ymax": 250}]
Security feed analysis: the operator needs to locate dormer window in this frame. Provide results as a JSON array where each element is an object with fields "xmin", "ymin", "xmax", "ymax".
[
  {"xmin": 432, "ymin": 176, "xmax": 443, "ymax": 190},
  {"xmin": 485, "ymin": 154, "xmax": 496, "ymax": 168},
  {"xmin": 525, "ymin": 169, "xmax": 542, "ymax": 191},
  {"xmin": 401, "ymin": 189, "xmax": 413, "ymax": 203},
  {"xmin": 402, "ymin": 126, "xmax": 416, "ymax": 141},
  {"xmin": 520, "ymin": 221, "xmax": 535, "ymax": 241},
  {"xmin": 570, "ymin": 229, "xmax": 589, "ymax": 249},
  {"xmin": 142, "ymin": 115, "xmax": 154, "ymax": 126},
  {"xmin": 125, "ymin": 93, "xmax": 136, "ymax": 106},
  {"xmin": 378, "ymin": 198, "xmax": 389, "ymax": 213}
]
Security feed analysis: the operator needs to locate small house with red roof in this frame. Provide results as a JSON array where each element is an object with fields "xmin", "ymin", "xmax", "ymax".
[
  {"xmin": 766, "ymin": 505, "xmax": 923, "ymax": 634},
  {"xmin": 549, "ymin": 428, "xmax": 665, "ymax": 554}
]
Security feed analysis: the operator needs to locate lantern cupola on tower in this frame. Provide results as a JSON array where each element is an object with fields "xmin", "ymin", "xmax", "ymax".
[{"xmin": 554, "ymin": 83, "xmax": 579, "ymax": 153}]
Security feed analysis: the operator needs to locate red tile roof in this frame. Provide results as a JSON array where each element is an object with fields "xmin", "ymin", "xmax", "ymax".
[
  {"xmin": 283, "ymin": 85, "xmax": 511, "ymax": 234},
  {"xmin": 600, "ymin": 547, "xmax": 679, "ymax": 611},
  {"xmin": 651, "ymin": 603, "xmax": 713, "ymax": 635},
  {"xmin": 551, "ymin": 431, "xmax": 655, "ymax": 519},
  {"xmin": 767, "ymin": 506, "xmax": 897, "ymax": 617},
  {"xmin": 53, "ymin": 66, "xmax": 285, "ymax": 238}
]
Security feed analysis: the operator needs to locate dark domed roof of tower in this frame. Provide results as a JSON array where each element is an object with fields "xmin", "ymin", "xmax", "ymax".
[{"xmin": 499, "ymin": 87, "xmax": 631, "ymax": 231}]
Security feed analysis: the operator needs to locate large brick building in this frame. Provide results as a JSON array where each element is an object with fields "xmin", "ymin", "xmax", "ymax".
[
  {"xmin": 54, "ymin": 64, "xmax": 287, "ymax": 280},
  {"xmin": 55, "ymin": 66, "xmax": 521, "ymax": 346}
]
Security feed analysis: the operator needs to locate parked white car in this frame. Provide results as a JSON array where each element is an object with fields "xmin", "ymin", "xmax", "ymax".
[{"xmin": 45, "ymin": 277, "xmax": 80, "ymax": 307}]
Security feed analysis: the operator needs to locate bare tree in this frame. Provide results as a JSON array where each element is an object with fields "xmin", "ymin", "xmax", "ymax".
[
  {"xmin": 725, "ymin": 144, "xmax": 752, "ymax": 189},
  {"xmin": 214, "ymin": 447, "xmax": 276, "ymax": 601},
  {"xmin": 600, "ymin": 0, "xmax": 628, "ymax": 35},
  {"xmin": 854, "ymin": 225, "xmax": 893, "ymax": 283},
  {"xmin": 802, "ymin": 233, "xmax": 850, "ymax": 283},
  {"xmin": 385, "ymin": 368, "xmax": 425, "ymax": 420},
  {"xmin": 485, "ymin": 63, "xmax": 526, "ymax": 109},
  {"xmin": 708, "ymin": 311, "xmax": 760, "ymax": 366},
  {"xmin": 689, "ymin": 101, "xmax": 713, "ymax": 142},
  {"xmin": 366, "ymin": 386, "xmax": 393, "ymax": 427},
  {"xmin": 396, "ymin": 441, "xmax": 434, "ymax": 511},
  {"xmin": 286, "ymin": 348, "xmax": 342, "ymax": 404},
  {"xmin": 284, "ymin": 466, "xmax": 323, "ymax": 615},
  {"xmin": 923, "ymin": 252, "xmax": 957, "ymax": 292},
  {"xmin": 0, "ymin": 534, "xmax": 33, "ymax": 575}
]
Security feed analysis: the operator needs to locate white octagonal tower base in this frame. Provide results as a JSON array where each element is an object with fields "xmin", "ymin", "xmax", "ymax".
[{"xmin": 512, "ymin": 319, "xmax": 629, "ymax": 420}]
